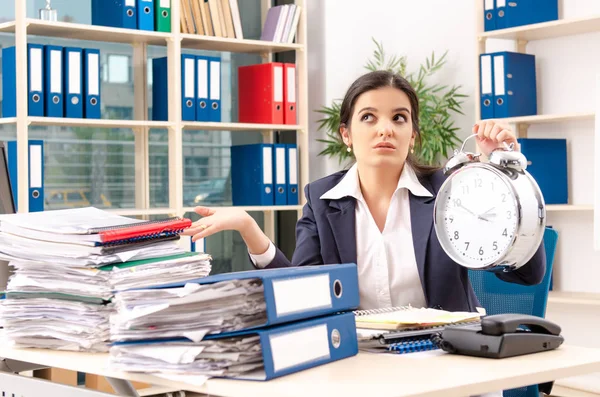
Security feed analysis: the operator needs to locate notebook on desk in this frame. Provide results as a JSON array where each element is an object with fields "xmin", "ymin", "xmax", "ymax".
[{"xmin": 354, "ymin": 305, "xmax": 482, "ymax": 331}]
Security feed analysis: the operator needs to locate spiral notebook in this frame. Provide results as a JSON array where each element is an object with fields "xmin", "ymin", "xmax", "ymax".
[{"xmin": 354, "ymin": 305, "xmax": 482, "ymax": 331}]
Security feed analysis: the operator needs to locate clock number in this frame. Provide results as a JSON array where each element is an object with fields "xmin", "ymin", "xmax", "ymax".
[
  {"xmin": 474, "ymin": 178, "xmax": 482, "ymax": 188},
  {"xmin": 493, "ymin": 241, "xmax": 498, "ymax": 250},
  {"xmin": 506, "ymin": 210, "xmax": 512, "ymax": 219},
  {"xmin": 464, "ymin": 242, "xmax": 470, "ymax": 250},
  {"xmin": 462, "ymin": 185, "xmax": 469, "ymax": 194},
  {"xmin": 501, "ymin": 193, "xmax": 507, "ymax": 203},
  {"xmin": 502, "ymin": 228, "xmax": 508, "ymax": 237},
  {"xmin": 454, "ymin": 231, "xmax": 459, "ymax": 240},
  {"xmin": 479, "ymin": 247, "xmax": 484, "ymax": 255},
  {"xmin": 453, "ymin": 198, "xmax": 462, "ymax": 207},
  {"xmin": 491, "ymin": 182, "xmax": 495, "ymax": 191}
]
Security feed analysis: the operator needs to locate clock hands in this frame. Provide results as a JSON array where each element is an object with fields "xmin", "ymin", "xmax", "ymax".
[{"xmin": 455, "ymin": 203, "xmax": 496, "ymax": 222}]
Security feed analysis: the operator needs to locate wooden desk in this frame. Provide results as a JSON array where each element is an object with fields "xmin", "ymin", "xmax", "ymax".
[{"xmin": 1, "ymin": 344, "xmax": 600, "ymax": 397}]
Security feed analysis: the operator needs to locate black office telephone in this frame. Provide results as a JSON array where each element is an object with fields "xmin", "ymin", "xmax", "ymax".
[{"xmin": 437, "ymin": 313, "xmax": 564, "ymax": 359}]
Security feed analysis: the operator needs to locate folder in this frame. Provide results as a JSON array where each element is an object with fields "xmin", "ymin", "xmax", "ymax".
[
  {"xmin": 44, "ymin": 45, "xmax": 63, "ymax": 118},
  {"xmin": 64, "ymin": 47, "xmax": 83, "ymax": 119},
  {"xmin": 208, "ymin": 56, "xmax": 221, "ymax": 122},
  {"xmin": 238, "ymin": 62, "xmax": 284, "ymax": 124},
  {"xmin": 182, "ymin": 54, "xmax": 196, "ymax": 121},
  {"xmin": 286, "ymin": 143, "xmax": 299, "ymax": 205},
  {"xmin": 195, "ymin": 55, "xmax": 210, "ymax": 122},
  {"xmin": 91, "ymin": 0, "xmax": 137, "ymax": 30},
  {"xmin": 492, "ymin": 51, "xmax": 537, "ymax": 118},
  {"xmin": 1, "ymin": 46, "xmax": 17, "ymax": 118},
  {"xmin": 138, "ymin": 263, "xmax": 359, "ymax": 328},
  {"xmin": 6, "ymin": 140, "xmax": 45, "ymax": 212},
  {"xmin": 137, "ymin": 0, "xmax": 155, "ymax": 31},
  {"xmin": 273, "ymin": 143, "xmax": 287, "ymax": 206},
  {"xmin": 151, "ymin": 57, "xmax": 168, "ymax": 121},
  {"xmin": 479, "ymin": 54, "xmax": 494, "ymax": 120},
  {"xmin": 111, "ymin": 312, "xmax": 359, "ymax": 381},
  {"xmin": 28, "ymin": 44, "xmax": 45, "ymax": 118},
  {"xmin": 1, "ymin": 45, "xmax": 44, "ymax": 118},
  {"xmin": 155, "ymin": 0, "xmax": 171, "ymax": 32},
  {"xmin": 484, "ymin": 0, "xmax": 496, "ymax": 31},
  {"xmin": 496, "ymin": 0, "xmax": 558, "ymax": 30},
  {"xmin": 83, "ymin": 49, "xmax": 101, "ymax": 119},
  {"xmin": 283, "ymin": 63, "xmax": 297, "ymax": 125},
  {"xmin": 518, "ymin": 138, "xmax": 567, "ymax": 204},
  {"xmin": 231, "ymin": 143, "xmax": 274, "ymax": 206}
]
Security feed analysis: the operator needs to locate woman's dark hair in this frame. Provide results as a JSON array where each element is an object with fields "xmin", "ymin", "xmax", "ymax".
[{"xmin": 339, "ymin": 70, "xmax": 439, "ymax": 177}]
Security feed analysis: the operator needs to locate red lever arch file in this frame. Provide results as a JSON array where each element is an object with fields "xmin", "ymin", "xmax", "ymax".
[
  {"xmin": 283, "ymin": 63, "xmax": 296, "ymax": 125},
  {"xmin": 238, "ymin": 62, "xmax": 284, "ymax": 124}
]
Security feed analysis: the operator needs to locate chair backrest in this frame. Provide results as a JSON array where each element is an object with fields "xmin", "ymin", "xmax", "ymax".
[{"xmin": 468, "ymin": 227, "xmax": 559, "ymax": 318}]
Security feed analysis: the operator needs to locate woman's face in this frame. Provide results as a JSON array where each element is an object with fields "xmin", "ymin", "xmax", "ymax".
[{"xmin": 341, "ymin": 86, "xmax": 415, "ymax": 170}]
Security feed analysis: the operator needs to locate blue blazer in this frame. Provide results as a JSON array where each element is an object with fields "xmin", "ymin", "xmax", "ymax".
[{"xmin": 263, "ymin": 168, "xmax": 546, "ymax": 312}]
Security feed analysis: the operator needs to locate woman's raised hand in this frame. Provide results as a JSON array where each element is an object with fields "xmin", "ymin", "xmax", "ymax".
[{"xmin": 182, "ymin": 206, "xmax": 253, "ymax": 242}]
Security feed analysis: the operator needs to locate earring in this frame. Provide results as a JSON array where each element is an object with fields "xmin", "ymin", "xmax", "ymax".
[
  {"xmin": 347, "ymin": 146, "xmax": 352, "ymax": 153},
  {"xmin": 410, "ymin": 147, "xmax": 414, "ymax": 154}
]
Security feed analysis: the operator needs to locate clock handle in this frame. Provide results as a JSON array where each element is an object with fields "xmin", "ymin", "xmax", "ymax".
[{"xmin": 459, "ymin": 133, "xmax": 479, "ymax": 153}]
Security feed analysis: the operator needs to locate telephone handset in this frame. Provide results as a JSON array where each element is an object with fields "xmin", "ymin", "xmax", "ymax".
[{"xmin": 438, "ymin": 313, "xmax": 564, "ymax": 359}]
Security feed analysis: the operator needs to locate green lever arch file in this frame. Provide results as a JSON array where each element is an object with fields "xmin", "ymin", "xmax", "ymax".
[{"xmin": 155, "ymin": 0, "xmax": 171, "ymax": 32}]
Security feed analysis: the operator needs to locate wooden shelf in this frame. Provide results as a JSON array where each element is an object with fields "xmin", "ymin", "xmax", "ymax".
[
  {"xmin": 479, "ymin": 15, "xmax": 600, "ymax": 41},
  {"xmin": 181, "ymin": 33, "xmax": 303, "ymax": 54},
  {"xmin": 480, "ymin": 112, "xmax": 595, "ymax": 125},
  {"xmin": 0, "ymin": 19, "xmax": 170, "ymax": 45},
  {"xmin": 548, "ymin": 291, "xmax": 600, "ymax": 306},
  {"xmin": 0, "ymin": 19, "xmax": 304, "ymax": 54},
  {"xmin": 0, "ymin": 117, "xmax": 173, "ymax": 129},
  {"xmin": 182, "ymin": 205, "xmax": 302, "ymax": 213},
  {"xmin": 182, "ymin": 121, "xmax": 302, "ymax": 131},
  {"xmin": 547, "ymin": 205, "xmax": 594, "ymax": 212},
  {"xmin": 108, "ymin": 208, "xmax": 177, "ymax": 216}
]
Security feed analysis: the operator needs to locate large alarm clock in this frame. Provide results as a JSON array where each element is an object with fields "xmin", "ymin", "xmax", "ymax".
[{"xmin": 433, "ymin": 134, "xmax": 546, "ymax": 272}]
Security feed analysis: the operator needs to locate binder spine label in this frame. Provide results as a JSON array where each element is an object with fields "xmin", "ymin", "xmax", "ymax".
[
  {"xmin": 271, "ymin": 273, "xmax": 332, "ymax": 316},
  {"xmin": 268, "ymin": 323, "xmax": 330, "ymax": 373}
]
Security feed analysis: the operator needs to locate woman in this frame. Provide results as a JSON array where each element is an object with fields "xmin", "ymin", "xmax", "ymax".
[{"xmin": 183, "ymin": 70, "xmax": 545, "ymax": 313}]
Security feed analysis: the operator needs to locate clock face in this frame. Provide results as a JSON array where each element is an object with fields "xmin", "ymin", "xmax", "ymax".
[{"xmin": 435, "ymin": 165, "xmax": 520, "ymax": 268}]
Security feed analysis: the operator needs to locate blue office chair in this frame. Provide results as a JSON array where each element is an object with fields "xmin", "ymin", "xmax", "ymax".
[{"xmin": 468, "ymin": 227, "xmax": 559, "ymax": 397}]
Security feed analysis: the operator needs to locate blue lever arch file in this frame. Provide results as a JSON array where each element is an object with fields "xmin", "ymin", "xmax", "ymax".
[
  {"xmin": 286, "ymin": 143, "xmax": 299, "ymax": 205},
  {"xmin": 44, "ymin": 45, "xmax": 64, "ymax": 118},
  {"xmin": 92, "ymin": 0, "xmax": 137, "ymax": 30},
  {"xmin": 195, "ymin": 55, "xmax": 210, "ymax": 121},
  {"xmin": 273, "ymin": 143, "xmax": 287, "ymax": 206},
  {"xmin": 2, "ymin": 45, "xmax": 47, "ymax": 118},
  {"xmin": 6, "ymin": 140, "xmax": 45, "ymax": 212},
  {"xmin": 182, "ymin": 54, "xmax": 197, "ymax": 121},
  {"xmin": 137, "ymin": 0, "xmax": 155, "ymax": 31},
  {"xmin": 64, "ymin": 47, "xmax": 83, "ymax": 119},
  {"xmin": 151, "ymin": 57, "xmax": 168, "ymax": 121},
  {"xmin": 207, "ymin": 56, "xmax": 221, "ymax": 122},
  {"xmin": 479, "ymin": 53, "xmax": 494, "ymax": 120},
  {"xmin": 137, "ymin": 263, "xmax": 359, "ymax": 331},
  {"xmin": 231, "ymin": 143, "xmax": 275, "ymax": 206},
  {"xmin": 496, "ymin": 0, "xmax": 558, "ymax": 30},
  {"xmin": 483, "ymin": 0, "xmax": 496, "ymax": 31},
  {"xmin": 110, "ymin": 312, "xmax": 359, "ymax": 381},
  {"xmin": 83, "ymin": 49, "xmax": 101, "ymax": 119},
  {"xmin": 518, "ymin": 138, "xmax": 567, "ymax": 204},
  {"xmin": 492, "ymin": 51, "xmax": 537, "ymax": 118}
]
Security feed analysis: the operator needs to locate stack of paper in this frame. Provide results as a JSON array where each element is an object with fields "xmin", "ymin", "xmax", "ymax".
[
  {"xmin": 0, "ymin": 207, "xmax": 211, "ymax": 352},
  {"xmin": 111, "ymin": 278, "xmax": 267, "ymax": 342},
  {"xmin": 109, "ymin": 335, "xmax": 263, "ymax": 377}
]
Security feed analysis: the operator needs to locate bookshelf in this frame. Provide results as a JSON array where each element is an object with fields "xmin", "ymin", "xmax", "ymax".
[
  {"xmin": 474, "ymin": 4, "xmax": 597, "ymax": 213},
  {"xmin": 2, "ymin": 0, "xmax": 309, "ymax": 242}
]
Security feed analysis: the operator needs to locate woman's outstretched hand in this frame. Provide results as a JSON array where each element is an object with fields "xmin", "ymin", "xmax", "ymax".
[
  {"xmin": 182, "ymin": 206, "xmax": 272, "ymax": 257},
  {"xmin": 182, "ymin": 206, "xmax": 253, "ymax": 242}
]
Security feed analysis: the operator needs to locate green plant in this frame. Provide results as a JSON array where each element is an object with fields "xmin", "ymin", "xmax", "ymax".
[{"xmin": 315, "ymin": 38, "xmax": 468, "ymax": 167}]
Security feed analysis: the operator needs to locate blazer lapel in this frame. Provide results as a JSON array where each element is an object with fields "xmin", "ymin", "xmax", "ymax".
[
  {"xmin": 409, "ymin": 187, "xmax": 436, "ymax": 301},
  {"xmin": 326, "ymin": 197, "xmax": 357, "ymax": 265}
]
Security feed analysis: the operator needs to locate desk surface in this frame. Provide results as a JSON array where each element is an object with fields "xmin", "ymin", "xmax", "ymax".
[{"xmin": 2, "ymin": 344, "xmax": 600, "ymax": 397}]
